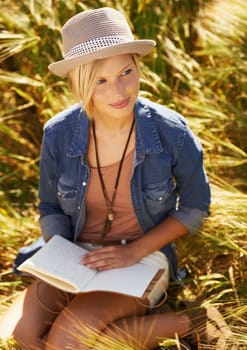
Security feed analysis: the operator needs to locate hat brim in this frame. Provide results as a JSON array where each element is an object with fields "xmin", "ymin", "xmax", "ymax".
[{"xmin": 48, "ymin": 40, "xmax": 155, "ymax": 78}]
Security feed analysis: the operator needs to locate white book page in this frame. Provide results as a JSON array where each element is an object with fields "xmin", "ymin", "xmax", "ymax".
[
  {"xmin": 20, "ymin": 262, "xmax": 83, "ymax": 293},
  {"xmin": 83, "ymin": 263, "xmax": 159, "ymax": 297},
  {"xmin": 18, "ymin": 236, "xmax": 96, "ymax": 292}
]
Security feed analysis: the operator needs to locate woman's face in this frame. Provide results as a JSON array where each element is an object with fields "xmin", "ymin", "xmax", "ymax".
[{"xmin": 91, "ymin": 54, "xmax": 140, "ymax": 120}]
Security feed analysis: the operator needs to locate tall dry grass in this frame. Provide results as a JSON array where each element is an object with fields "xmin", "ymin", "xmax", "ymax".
[{"xmin": 0, "ymin": 0, "xmax": 246, "ymax": 348}]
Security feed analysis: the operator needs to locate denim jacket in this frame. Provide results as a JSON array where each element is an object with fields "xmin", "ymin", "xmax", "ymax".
[{"xmin": 38, "ymin": 97, "xmax": 210, "ymax": 277}]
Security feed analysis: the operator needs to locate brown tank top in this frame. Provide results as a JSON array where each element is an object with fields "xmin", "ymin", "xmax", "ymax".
[{"xmin": 78, "ymin": 149, "xmax": 143, "ymax": 241}]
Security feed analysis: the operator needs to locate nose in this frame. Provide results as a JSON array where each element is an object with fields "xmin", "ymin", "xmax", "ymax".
[{"xmin": 110, "ymin": 78, "xmax": 125, "ymax": 95}]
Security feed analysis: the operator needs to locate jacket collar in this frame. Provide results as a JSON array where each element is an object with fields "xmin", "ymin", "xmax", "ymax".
[
  {"xmin": 67, "ymin": 97, "xmax": 163, "ymax": 158},
  {"xmin": 135, "ymin": 97, "xmax": 163, "ymax": 155},
  {"xmin": 67, "ymin": 107, "xmax": 89, "ymax": 157}
]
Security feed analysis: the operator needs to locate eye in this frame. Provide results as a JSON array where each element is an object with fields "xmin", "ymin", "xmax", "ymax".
[
  {"xmin": 96, "ymin": 78, "xmax": 106, "ymax": 85},
  {"xmin": 121, "ymin": 69, "xmax": 132, "ymax": 77}
]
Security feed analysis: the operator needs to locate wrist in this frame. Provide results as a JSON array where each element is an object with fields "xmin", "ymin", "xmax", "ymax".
[{"xmin": 127, "ymin": 239, "xmax": 150, "ymax": 262}]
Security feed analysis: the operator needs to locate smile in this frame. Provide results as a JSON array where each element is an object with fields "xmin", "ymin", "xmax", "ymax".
[{"xmin": 109, "ymin": 97, "xmax": 130, "ymax": 109}]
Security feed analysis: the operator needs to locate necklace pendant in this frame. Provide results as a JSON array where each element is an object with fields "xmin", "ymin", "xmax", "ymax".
[{"xmin": 108, "ymin": 211, "xmax": 114, "ymax": 221}]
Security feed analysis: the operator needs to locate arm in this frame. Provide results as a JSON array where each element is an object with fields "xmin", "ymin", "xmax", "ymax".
[
  {"xmin": 131, "ymin": 127, "xmax": 210, "ymax": 260},
  {"xmin": 170, "ymin": 127, "xmax": 210, "ymax": 235},
  {"xmin": 128, "ymin": 215, "xmax": 188, "ymax": 260},
  {"xmin": 38, "ymin": 135, "xmax": 73, "ymax": 242}
]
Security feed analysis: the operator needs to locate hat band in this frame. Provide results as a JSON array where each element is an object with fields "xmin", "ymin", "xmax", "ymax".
[{"xmin": 64, "ymin": 35, "xmax": 131, "ymax": 59}]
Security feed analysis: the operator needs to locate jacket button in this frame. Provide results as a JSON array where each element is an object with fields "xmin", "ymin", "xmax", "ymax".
[{"xmin": 82, "ymin": 182, "xmax": 87, "ymax": 186}]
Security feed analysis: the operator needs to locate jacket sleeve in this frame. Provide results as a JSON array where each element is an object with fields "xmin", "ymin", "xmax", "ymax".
[
  {"xmin": 170, "ymin": 126, "xmax": 211, "ymax": 234},
  {"xmin": 38, "ymin": 134, "xmax": 73, "ymax": 242}
]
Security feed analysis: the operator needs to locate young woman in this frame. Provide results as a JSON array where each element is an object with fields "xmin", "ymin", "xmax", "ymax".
[{"xmin": 12, "ymin": 7, "xmax": 212, "ymax": 350}]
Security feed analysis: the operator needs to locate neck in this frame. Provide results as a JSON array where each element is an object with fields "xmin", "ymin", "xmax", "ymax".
[{"xmin": 91, "ymin": 113, "xmax": 134, "ymax": 135}]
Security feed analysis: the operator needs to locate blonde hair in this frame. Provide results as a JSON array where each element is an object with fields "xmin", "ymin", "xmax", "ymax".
[{"xmin": 68, "ymin": 55, "xmax": 140, "ymax": 118}]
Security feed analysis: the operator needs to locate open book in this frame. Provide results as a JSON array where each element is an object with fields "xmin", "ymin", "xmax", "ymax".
[{"xmin": 17, "ymin": 235, "xmax": 161, "ymax": 297}]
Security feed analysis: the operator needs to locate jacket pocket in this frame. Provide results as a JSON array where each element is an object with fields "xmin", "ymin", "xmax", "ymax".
[
  {"xmin": 142, "ymin": 178, "xmax": 175, "ymax": 211},
  {"xmin": 57, "ymin": 182, "xmax": 79, "ymax": 215}
]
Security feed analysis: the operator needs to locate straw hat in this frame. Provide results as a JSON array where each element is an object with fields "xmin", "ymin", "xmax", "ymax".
[{"xmin": 48, "ymin": 7, "xmax": 156, "ymax": 77}]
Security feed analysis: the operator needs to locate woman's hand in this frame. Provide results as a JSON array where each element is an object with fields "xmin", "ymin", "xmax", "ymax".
[{"xmin": 81, "ymin": 244, "xmax": 140, "ymax": 271}]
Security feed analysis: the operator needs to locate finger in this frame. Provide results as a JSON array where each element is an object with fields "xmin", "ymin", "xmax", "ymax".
[
  {"xmin": 86, "ymin": 257, "xmax": 117, "ymax": 271},
  {"xmin": 82, "ymin": 251, "xmax": 116, "ymax": 268},
  {"xmin": 82, "ymin": 246, "xmax": 120, "ymax": 262}
]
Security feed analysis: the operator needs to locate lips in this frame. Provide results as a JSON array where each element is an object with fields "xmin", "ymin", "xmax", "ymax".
[{"xmin": 109, "ymin": 97, "xmax": 130, "ymax": 109}]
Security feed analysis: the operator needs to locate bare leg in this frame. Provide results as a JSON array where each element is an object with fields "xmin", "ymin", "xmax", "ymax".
[
  {"xmin": 12, "ymin": 280, "xmax": 73, "ymax": 350},
  {"xmin": 45, "ymin": 291, "xmax": 147, "ymax": 350},
  {"xmin": 10, "ymin": 284, "xmax": 229, "ymax": 350},
  {"xmin": 99, "ymin": 304, "xmax": 232, "ymax": 350},
  {"xmin": 98, "ymin": 312, "xmax": 190, "ymax": 350},
  {"xmin": 45, "ymin": 292, "xmax": 190, "ymax": 350}
]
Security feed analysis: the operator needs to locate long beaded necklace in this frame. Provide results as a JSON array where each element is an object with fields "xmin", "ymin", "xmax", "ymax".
[{"xmin": 91, "ymin": 117, "xmax": 135, "ymax": 243}]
